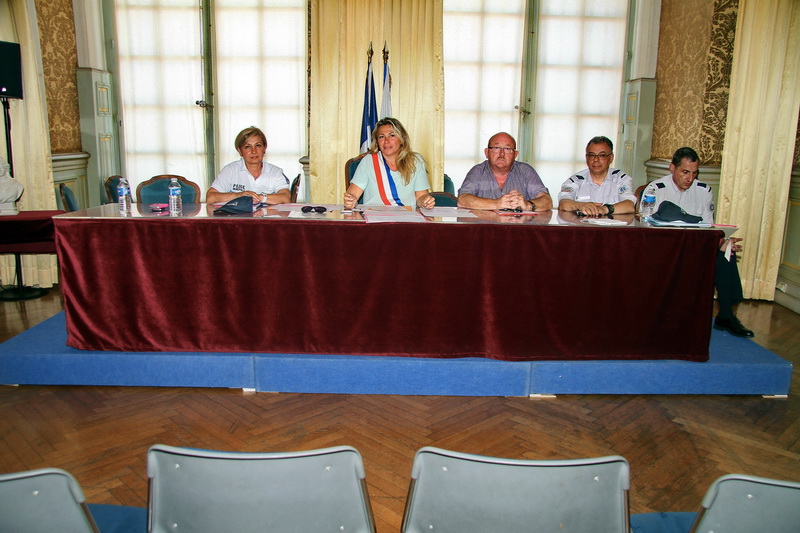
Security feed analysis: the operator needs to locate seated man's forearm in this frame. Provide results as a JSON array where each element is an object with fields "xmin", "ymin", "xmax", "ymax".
[
  {"xmin": 458, "ymin": 193, "xmax": 500, "ymax": 210},
  {"xmin": 612, "ymin": 199, "xmax": 635, "ymax": 214},
  {"xmin": 530, "ymin": 193, "xmax": 552, "ymax": 211},
  {"xmin": 206, "ymin": 189, "xmax": 239, "ymax": 204},
  {"xmin": 558, "ymin": 198, "xmax": 582, "ymax": 212},
  {"xmin": 268, "ymin": 189, "xmax": 291, "ymax": 204},
  {"xmin": 206, "ymin": 188, "xmax": 264, "ymax": 204}
]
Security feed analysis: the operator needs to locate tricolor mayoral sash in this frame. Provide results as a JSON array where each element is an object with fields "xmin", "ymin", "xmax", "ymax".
[{"xmin": 371, "ymin": 152, "xmax": 404, "ymax": 206}]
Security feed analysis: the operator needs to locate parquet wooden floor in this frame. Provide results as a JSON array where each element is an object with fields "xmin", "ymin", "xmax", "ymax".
[{"xmin": 1, "ymin": 287, "xmax": 798, "ymax": 532}]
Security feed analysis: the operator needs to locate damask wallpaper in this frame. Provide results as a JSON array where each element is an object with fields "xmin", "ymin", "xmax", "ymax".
[
  {"xmin": 651, "ymin": 0, "xmax": 717, "ymax": 161},
  {"xmin": 35, "ymin": 0, "xmax": 81, "ymax": 154},
  {"xmin": 795, "ymin": 113, "xmax": 800, "ymax": 168},
  {"xmin": 698, "ymin": 0, "xmax": 738, "ymax": 165}
]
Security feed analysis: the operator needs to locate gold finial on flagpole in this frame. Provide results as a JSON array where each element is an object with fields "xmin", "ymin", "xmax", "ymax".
[
  {"xmin": 383, "ymin": 41, "xmax": 389, "ymax": 63},
  {"xmin": 367, "ymin": 41, "xmax": 374, "ymax": 63}
]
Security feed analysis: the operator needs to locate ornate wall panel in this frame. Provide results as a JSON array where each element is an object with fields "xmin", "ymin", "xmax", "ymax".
[
  {"xmin": 652, "ymin": 0, "xmax": 715, "ymax": 159},
  {"xmin": 698, "ymin": 0, "xmax": 738, "ymax": 164},
  {"xmin": 35, "ymin": 0, "xmax": 81, "ymax": 154},
  {"xmin": 795, "ymin": 112, "xmax": 800, "ymax": 168}
]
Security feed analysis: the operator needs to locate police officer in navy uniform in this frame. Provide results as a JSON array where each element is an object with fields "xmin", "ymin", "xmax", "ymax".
[{"xmin": 642, "ymin": 147, "xmax": 754, "ymax": 338}]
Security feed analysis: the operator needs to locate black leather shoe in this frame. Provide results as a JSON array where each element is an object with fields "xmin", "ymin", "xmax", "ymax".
[{"xmin": 714, "ymin": 316, "xmax": 755, "ymax": 338}]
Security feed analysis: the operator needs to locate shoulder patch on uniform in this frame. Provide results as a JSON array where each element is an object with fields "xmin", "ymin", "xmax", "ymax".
[
  {"xmin": 611, "ymin": 169, "xmax": 620, "ymax": 176},
  {"xmin": 573, "ymin": 175, "xmax": 585, "ymax": 182},
  {"xmin": 696, "ymin": 181, "xmax": 708, "ymax": 189},
  {"xmin": 655, "ymin": 182, "xmax": 666, "ymax": 189}
]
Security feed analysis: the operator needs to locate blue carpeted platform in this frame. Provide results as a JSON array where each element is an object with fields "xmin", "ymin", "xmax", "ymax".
[{"xmin": 0, "ymin": 312, "xmax": 792, "ymax": 396}]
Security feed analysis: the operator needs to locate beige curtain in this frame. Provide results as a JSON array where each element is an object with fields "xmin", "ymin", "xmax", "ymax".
[
  {"xmin": 309, "ymin": 0, "xmax": 444, "ymax": 204},
  {"xmin": 717, "ymin": 0, "xmax": 800, "ymax": 300},
  {"xmin": 0, "ymin": 0, "xmax": 59, "ymax": 288}
]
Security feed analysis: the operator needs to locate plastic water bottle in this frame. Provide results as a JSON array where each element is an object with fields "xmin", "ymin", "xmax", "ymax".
[
  {"xmin": 168, "ymin": 178, "xmax": 182, "ymax": 216},
  {"xmin": 640, "ymin": 193, "xmax": 656, "ymax": 219},
  {"xmin": 117, "ymin": 178, "xmax": 132, "ymax": 215}
]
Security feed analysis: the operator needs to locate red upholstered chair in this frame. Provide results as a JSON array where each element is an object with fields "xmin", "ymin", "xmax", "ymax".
[
  {"xmin": 344, "ymin": 153, "xmax": 367, "ymax": 190},
  {"xmin": 136, "ymin": 175, "xmax": 201, "ymax": 204},
  {"xmin": 431, "ymin": 192, "xmax": 457, "ymax": 207},
  {"xmin": 344, "ymin": 154, "xmax": 367, "ymax": 205},
  {"xmin": 59, "ymin": 183, "xmax": 79, "ymax": 212},
  {"xmin": 634, "ymin": 181, "xmax": 652, "ymax": 212},
  {"xmin": 104, "ymin": 176, "xmax": 123, "ymax": 203},
  {"xmin": 289, "ymin": 173, "xmax": 301, "ymax": 203}
]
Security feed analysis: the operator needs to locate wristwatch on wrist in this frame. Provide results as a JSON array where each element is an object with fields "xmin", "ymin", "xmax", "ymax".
[
  {"xmin": 529, "ymin": 200, "xmax": 536, "ymax": 211},
  {"xmin": 262, "ymin": 193, "xmax": 268, "ymax": 203},
  {"xmin": 604, "ymin": 203, "xmax": 615, "ymax": 215}
]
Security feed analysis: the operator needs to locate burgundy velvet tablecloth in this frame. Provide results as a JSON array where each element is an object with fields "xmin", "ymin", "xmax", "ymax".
[
  {"xmin": 0, "ymin": 210, "xmax": 63, "ymax": 253},
  {"xmin": 54, "ymin": 216, "xmax": 721, "ymax": 361}
]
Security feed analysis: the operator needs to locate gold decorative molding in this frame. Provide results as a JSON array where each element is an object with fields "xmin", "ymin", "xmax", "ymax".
[{"xmin": 96, "ymin": 83, "xmax": 110, "ymax": 115}]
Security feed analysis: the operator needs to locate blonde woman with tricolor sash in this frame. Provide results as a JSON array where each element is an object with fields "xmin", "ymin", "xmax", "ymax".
[{"xmin": 343, "ymin": 118, "xmax": 435, "ymax": 209}]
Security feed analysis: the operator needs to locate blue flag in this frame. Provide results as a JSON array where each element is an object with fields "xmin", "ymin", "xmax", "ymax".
[
  {"xmin": 360, "ymin": 59, "xmax": 378, "ymax": 153},
  {"xmin": 380, "ymin": 61, "xmax": 392, "ymax": 119}
]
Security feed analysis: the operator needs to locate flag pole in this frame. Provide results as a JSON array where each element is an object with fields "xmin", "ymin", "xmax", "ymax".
[
  {"xmin": 360, "ymin": 42, "xmax": 378, "ymax": 153},
  {"xmin": 380, "ymin": 42, "xmax": 392, "ymax": 119}
]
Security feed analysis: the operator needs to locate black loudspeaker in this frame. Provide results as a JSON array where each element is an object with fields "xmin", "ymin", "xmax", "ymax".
[{"xmin": 0, "ymin": 41, "xmax": 23, "ymax": 99}]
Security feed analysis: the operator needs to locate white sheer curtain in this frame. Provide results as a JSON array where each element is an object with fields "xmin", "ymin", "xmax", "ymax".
[
  {"xmin": 114, "ymin": 0, "xmax": 206, "ymax": 196},
  {"xmin": 442, "ymin": 0, "xmax": 628, "ymax": 195},
  {"xmin": 0, "ymin": 0, "xmax": 59, "ymax": 288},
  {"xmin": 442, "ymin": 0, "xmax": 525, "ymax": 190},
  {"xmin": 215, "ymin": 0, "xmax": 306, "ymax": 186},
  {"xmin": 114, "ymin": 0, "xmax": 306, "ymax": 198},
  {"xmin": 532, "ymin": 0, "xmax": 628, "ymax": 196}
]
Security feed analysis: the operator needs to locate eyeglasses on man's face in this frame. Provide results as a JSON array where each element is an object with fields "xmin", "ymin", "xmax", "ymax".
[
  {"xmin": 488, "ymin": 146, "xmax": 516, "ymax": 153},
  {"xmin": 586, "ymin": 152, "xmax": 612, "ymax": 160}
]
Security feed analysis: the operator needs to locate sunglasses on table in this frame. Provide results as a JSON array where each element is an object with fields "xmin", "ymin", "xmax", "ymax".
[{"xmin": 301, "ymin": 205, "xmax": 327, "ymax": 213}]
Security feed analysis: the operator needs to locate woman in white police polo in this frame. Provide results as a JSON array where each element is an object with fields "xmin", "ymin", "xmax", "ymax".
[
  {"xmin": 343, "ymin": 118, "xmax": 435, "ymax": 210},
  {"xmin": 206, "ymin": 126, "xmax": 291, "ymax": 205}
]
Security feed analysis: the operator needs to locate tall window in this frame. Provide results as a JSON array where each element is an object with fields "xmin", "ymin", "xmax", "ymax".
[
  {"xmin": 113, "ymin": 0, "xmax": 306, "ymax": 198},
  {"xmin": 443, "ymin": 0, "xmax": 526, "ymax": 191},
  {"xmin": 114, "ymin": 0, "xmax": 206, "ymax": 189},
  {"xmin": 443, "ymin": 0, "xmax": 628, "ymax": 195},
  {"xmin": 532, "ymin": 1, "xmax": 628, "ymax": 196},
  {"xmin": 215, "ymin": 0, "xmax": 306, "ymax": 186}
]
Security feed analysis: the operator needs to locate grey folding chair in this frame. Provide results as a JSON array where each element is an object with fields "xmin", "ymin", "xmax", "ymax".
[
  {"xmin": 402, "ymin": 447, "xmax": 630, "ymax": 533},
  {"xmin": 147, "ymin": 444, "xmax": 376, "ymax": 533},
  {"xmin": 689, "ymin": 474, "xmax": 800, "ymax": 533},
  {"xmin": 0, "ymin": 468, "xmax": 100, "ymax": 532}
]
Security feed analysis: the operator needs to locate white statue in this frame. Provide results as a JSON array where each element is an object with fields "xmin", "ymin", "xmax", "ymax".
[{"xmin": 0, "ymin": 157, "xmax": 24, "ymax": 215}]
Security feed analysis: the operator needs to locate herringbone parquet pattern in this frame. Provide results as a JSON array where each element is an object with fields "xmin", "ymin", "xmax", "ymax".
[{"xmin": 1, "ymin": 289, "xmax": 798, "ymax": 532}]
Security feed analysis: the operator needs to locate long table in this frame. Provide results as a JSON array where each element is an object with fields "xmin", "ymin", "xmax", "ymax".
[
  {"xmin": 0, "ymin": 210, "xmax": 63, "ymax": 300},
  {"xmin": 53, "ymin": 204, "xmax": 723, "ymax": 361}
]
